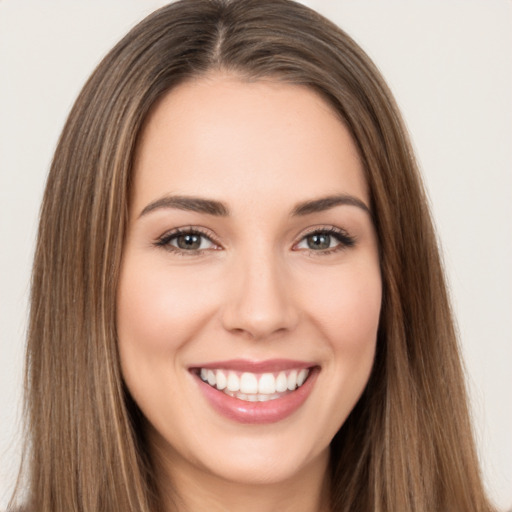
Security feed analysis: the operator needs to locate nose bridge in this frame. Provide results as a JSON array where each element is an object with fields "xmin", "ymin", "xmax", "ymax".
[{"xmin": 221, "ymin": 242, "xmax": 298, "ymax": 339}]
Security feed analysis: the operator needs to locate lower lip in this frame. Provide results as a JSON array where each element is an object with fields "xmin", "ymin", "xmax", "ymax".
[{"xmin": 194, "ymin": 368, "xmax": 318, "ymax": 424}]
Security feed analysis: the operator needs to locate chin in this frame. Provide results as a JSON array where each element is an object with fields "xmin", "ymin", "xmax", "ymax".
[
  {"xmin": 177, "ymin": 420, "xmax": 331, "ymax": 487},
  {"xmin": 198, "ymin": 443, "xmax": 328, "ymax": 486}
]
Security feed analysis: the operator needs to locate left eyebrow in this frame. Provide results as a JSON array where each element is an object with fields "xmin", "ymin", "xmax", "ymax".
[
  {"xmin": 138, "ymin": 195, "xmax": 230, "ymax": 218},
  {"xmin": 291, "ymin": 194, "xmax": 371, "ymax": 216}
]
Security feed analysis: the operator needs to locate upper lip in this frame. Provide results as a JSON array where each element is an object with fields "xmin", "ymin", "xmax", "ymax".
[{"xmin": 190, "ymin": 358, "xmax": 316, "ymax": 373}]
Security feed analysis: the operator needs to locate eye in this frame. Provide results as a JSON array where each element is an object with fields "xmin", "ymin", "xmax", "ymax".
[
  {"xmin": 294, "ymin": 227, "xmax": 355, "ymax": 253},
  {"xmin": 155, "ymin": 228, "xmax": 219, "ymax": 253}
]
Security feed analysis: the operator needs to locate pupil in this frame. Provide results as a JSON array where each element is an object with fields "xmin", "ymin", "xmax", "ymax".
[
  {"xmin": 177, "ymin": 234, "xmax": 201, "ymax": 250},
  {"xmin": 308, "ymin": 234, "xmax": 330, "ymax": 250}
]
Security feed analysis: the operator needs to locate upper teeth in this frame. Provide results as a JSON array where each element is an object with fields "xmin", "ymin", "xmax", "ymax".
[{"xmin": 199, "ymin": 368, "xmax": 310, "ymax": 396}]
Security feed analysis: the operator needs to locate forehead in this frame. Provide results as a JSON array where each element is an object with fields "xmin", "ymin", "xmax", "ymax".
[{"xmin": 132, "ymin": 74, "xmax": 367, "ymax": 215}]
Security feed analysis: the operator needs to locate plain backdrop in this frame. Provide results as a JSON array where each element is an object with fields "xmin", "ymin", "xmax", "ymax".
[{"xmin": 1, "ymin": 0, "xmax": 511, "ymax": 509}]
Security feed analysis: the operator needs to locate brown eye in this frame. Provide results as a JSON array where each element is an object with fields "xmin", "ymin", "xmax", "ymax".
[
  {"xmin": 306, "ymin": 233, "xmax": 331, "ymax": 250},
  {"xmin": 175, "ymin": 233, "xmax": 203, "ymax": 250}
]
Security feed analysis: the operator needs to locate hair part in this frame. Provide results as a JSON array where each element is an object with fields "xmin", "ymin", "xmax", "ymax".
[{"xmin": 15, "ymin": 1, "xmax": 494, "ymax": 511}]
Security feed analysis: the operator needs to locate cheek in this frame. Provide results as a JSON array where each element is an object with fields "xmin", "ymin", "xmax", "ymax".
[
  {"xmin": 115, "ymin": 257, "xmax": 222, "ymax": 425},
  {"xmin": 116, "ymin": 258, "xmax": 216, "ymax": 354},
  {"xmin": 302, "ymin": 262, "xmax": 382, "ymax": 349},
  {"xmin": 299, "ymin": 261, "xmax": 381, "ymax": 408},
  {"xmin": 316, "ymin": 266, "xmax": 381, "ymax": 424}
]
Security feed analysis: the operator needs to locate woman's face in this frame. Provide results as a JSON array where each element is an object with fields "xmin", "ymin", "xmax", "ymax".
[{"xmin": 117, "ymin": 75, "xmax": 381, "ymax": 488}]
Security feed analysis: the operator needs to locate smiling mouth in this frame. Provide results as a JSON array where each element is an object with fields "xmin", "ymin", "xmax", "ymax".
[
  {"xmin": 196, "ymin": 368, "xmax": 311, "ymax": 402},
  {"xmin": 191, "ymin": 360, "xmax": 319, "ymax": 423}
]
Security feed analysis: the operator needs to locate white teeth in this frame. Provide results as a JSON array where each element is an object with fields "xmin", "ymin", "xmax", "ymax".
[
  {"xmin": 297, "ymin": 368, "xmax": 308, "ymax": 386},
  {"xmin": 207, "ymin": 369, "xmax": 216, "ymax": 386},
  {"xmin": 258, "ymin": 373, "xmax": 276, "ymax": 394},
  {"xmin": 216, "ymin": 370, "xmax": 227, "ymax": 390},
  {"xmin": 275, "ymin": 372, "xmax": 288, "ymax": 393},
  {"xmin": 287, "ymin": 369, "xmax": 298, "ymax": 390},
  {"xmin": 226, "ymin": 372, "xmax": 240, "ymax": 392},
  {"xmin": 240, "ymin": 372, "xmax": 258, "ymax": 394},
  {"xmin": 224, "ymin": 390, "xmax": 282, "ymax": 402},
  {"xmin": 199, "ymin": 367, "xmax": 311, "ymax": 401}
]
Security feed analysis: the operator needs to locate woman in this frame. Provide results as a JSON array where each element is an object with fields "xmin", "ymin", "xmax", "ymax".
[{"xmin": 10, "ymin": 0, "xmax": 495, "ymax": 510}]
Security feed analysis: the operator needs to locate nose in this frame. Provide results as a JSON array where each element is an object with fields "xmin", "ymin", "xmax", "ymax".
[{"xmin": 220, "ymin": 250, "xmax": 299, "ymax": 340}]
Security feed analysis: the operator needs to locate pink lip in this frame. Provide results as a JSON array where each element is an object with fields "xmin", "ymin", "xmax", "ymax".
[{"xmin": 191, "ymin": 361, "xmax": 319, "ymax": 424}]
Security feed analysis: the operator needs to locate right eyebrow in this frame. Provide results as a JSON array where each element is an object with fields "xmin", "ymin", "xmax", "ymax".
[
  {"xmin": 291, "ymin": 194, "xmax": 371, "ymax": 217},
  {"xmin": 138, "ymin": 195, "xmax": 230, "ymax": 218}
]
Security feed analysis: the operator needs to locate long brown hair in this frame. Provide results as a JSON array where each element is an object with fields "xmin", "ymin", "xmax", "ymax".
[{"xmin": 13, "ymin": 0, "xmax": 494, "ymax": 510}]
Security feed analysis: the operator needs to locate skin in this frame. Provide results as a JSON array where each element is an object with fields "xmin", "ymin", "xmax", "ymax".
[{"xmin": 117, "ymin": 74, "xmax": 382, "ymax": 512}]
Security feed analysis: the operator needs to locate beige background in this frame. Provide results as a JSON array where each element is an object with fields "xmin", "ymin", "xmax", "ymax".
[{"xmin": 1, "ymin": 0, "xmax": 511, "ymax": 509}]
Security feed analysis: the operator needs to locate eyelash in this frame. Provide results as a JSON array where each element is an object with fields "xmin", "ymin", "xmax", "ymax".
[
  {"xmin": 154, "ymin": 226, "xmax": 356, "ymax": 256},
  {"xmin": 294, "ymin": 226, "xmax": 356, "ymax": 256},
  {"xmin": 154, "ymin": 227, "xmax": 220, "ymax": 256}
]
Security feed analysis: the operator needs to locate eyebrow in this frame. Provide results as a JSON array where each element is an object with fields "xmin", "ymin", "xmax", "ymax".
[
  {"xmin": 291, "ymin": 194, "xmax": 371, "ymax": 216},
  {"xmin": 139, "ymin": 195, "xmax": 230, "ymax": 217},
  {"xmin": 138, "ymin": 193, "xmax": 370, "ymax": 219}
]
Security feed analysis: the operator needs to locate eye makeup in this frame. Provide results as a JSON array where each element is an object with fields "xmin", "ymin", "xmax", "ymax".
[
  {"xmin": 293, "ymin": 226, "xmax": 356, "ymax": 256},
  {"xmin": 153, "ymin": 224, "xmax": 356, "ymax": 257},
  {"xmin": 153, "ymin": 226, "xmax": 221, "ymax": 256}
]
